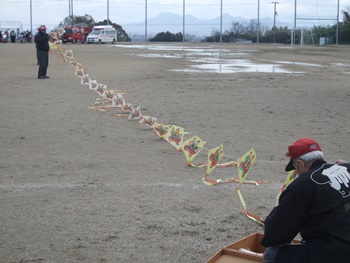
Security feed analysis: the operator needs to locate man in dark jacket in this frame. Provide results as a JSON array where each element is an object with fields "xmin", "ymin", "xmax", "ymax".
[
  {"xmin": 36, "ymin": 25, "xmax": 50, "ymax": 79},
  {"xmin": 261, "ymin": 138, "xmax": 350, "ymax": 263}
]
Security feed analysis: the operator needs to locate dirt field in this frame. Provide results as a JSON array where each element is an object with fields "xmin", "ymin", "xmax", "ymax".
[{"xmin": 1, "ymin": 42, "xmax": 350, "ymax": 263}]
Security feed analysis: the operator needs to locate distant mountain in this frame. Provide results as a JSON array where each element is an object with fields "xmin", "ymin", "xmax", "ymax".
[{"xmin": 122, "ymin": 12, "xmax": 292, "ymax": 37}]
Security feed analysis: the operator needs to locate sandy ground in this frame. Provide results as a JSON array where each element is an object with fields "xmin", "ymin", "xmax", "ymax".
[{"xmin": 1, "ymin": 42, "xmax": 350, "ymax": 263}]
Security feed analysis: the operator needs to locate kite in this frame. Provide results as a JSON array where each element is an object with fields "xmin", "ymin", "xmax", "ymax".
[
  {"xmin": 89, "ymin": 80, "xmax": 98, "ymax": 91},
  {"xmin": 203, "ymin": 145, "xmax": 224, "ymax": 184},
  {"xmin": 48, "ymin": 28, "xmax": 66, "ymax": 62},
  {"xmin": 202, "ymin": 145, "xmax": 241, "ymax": 185},
  {"xmin": 112, "ymin": 93, "xmax": 126, "ymax": 108},
  {"xmin": 164, "ymin": 125, "xmax": 186, "ymax": 151},
  {"xmin": 235, "ymin": 148, "xmax": 265, "ymax": 224},
  {"xmin": 95, "ymin": 83, "xmax": 108, "ymax": 96},
  {"xmin": 128, "ymin": 106, "xmax": 142, "ymax": 120},
  {"xmin": 80, "ymin": 73, "xmax": 90, "ymax": 85},
  {"xmin": 64, "ymin": 49, "xmax": 73, "ymax": 60},
  {"xmin": 122, "ymin": 103, "xmax": 133, "ymax": 112},
  {"xmin": 153, "ymin": 123, "xmax": 170, "ymax": 139},
  {"xmin": 276, "ymin": 170, "xmax": 298, "ymax": 205},
  {"xmin": 182, "ymin": 135, "xmax": 206, "ymax": 166},
  {"xmin": 75, "ymin": 66, "xmax": 86, "ymax": 78},
  {"xmin": 237, "ymin": 149, "xmax": 257, "ymax": 185},
  {"xmin": 138, "ymin": 116, "xmax": 157, "ymax": 128}
]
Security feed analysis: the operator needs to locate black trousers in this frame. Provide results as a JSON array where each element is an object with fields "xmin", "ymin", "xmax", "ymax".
[{"xmin": 38, "ymin": 50, "xmax": 49, "ymax": 77}]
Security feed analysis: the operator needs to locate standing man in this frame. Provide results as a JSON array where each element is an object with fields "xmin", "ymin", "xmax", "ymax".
[
  {"xmin": 36, "ymin": 25, "xmax": 50, "ymax": 79},
  {"xmin": 261, "ymin": 138, "xmax": 350, "ymax": 263},
  {"xmin": 10, "ymin": 30, "xmax": 16, "ymax": 43}
]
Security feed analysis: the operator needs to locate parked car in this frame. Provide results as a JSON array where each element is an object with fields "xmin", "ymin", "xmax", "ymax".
[
  {"xmin": 63, "ymin": 26, "xmax": 88, "ymax": 44},
  {"xmin": 87, "ymin": 25, "xmax": 117, "ymax": 44}
]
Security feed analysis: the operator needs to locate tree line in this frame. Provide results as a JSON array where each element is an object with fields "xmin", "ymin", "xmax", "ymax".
[{"xmin": 58, "ymin": 8, "xmax": 350, "ymax": 44}]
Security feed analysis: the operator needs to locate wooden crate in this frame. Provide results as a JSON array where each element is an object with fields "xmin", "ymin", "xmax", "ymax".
[{"xmin": 206, "ymin": 233, "xmax": 265, "ymax": 263}]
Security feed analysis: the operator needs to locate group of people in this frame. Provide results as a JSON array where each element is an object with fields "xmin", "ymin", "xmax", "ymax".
[{"xmin": 0, "ymin": 30, "xmax": 32, "ymax": 43}]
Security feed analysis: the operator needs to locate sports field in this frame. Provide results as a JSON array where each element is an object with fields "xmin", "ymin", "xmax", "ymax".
[{"xmin": 1, "ymin": 42, "xmax": 350, "ymax": 262}]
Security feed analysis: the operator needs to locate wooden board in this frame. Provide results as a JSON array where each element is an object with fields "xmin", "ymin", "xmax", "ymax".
[{"xmin": 206, "ymin": 233, "xmax": 265, "ymax": 263}]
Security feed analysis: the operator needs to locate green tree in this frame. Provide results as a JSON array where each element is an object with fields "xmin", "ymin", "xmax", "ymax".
[
  {"xmin": 203, "ymin": 20, "xmax": 268, "ymax": 43},
  {"xmin": 149, "ymin": 31, "xmax": 183, "ymax": 42},
  {"xmin": 341, "ymin": 7, "xmax": 350, "ymax": 43},
  {"xmin": 58, "ymin": 14, "xmax": 96, "ymax": 29}
]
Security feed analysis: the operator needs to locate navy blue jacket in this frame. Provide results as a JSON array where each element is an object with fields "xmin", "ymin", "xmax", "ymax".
[
  {"xmin": 36, "ymin": 31, "xmax": 49, "ymax": 52},
  {"xmin": 261, "ymin": 160, "xmax": 350, "ymax": 262}
]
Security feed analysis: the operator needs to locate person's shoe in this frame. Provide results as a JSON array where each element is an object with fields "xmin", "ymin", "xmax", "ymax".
[
  {"xmin": 38, "ymin": 76, "xmax": 46, "ymax": 79},
  {"xmin": 45, "ymin": 76, "xmax": 49, "ymax": 78}
]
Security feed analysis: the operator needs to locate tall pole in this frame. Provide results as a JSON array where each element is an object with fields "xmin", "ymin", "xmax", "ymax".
[
  {"xmin": 107, "ymin": 0, "xmax": 109, "ymax": 25},
  {"xmin": 183, "ymin": 0, "xmax": 185, "ymax": 42},
  {"xmin": 272, "ymin": 2, "xmax": 278, "ymax": 43},
  {"xmin": 336, "ymin": 0, "xmax": 339, "ymax": 45},
  {"xmin": 68, "ymin": 0, "xmax": 74, "ymax": 24},
  {"xmin": 294, "ymin": 0, "xmax": 297, "ymax": 45},
  {"xmin": 257, "ymin": 0, "xmax": 260, "ymax": 43},
  {"xmin": 220, "ymin": 0, "xmax": 223, "ymax": 43},
  {"xmin": 68, "ymin": 0, "xmax": 72, "ymax": 24},
  {"xmin": 30, "ymin": 0, "xmax": 32, "ymax": 34},
  {"xmin": 145, "ymin": 0, "xmax": 147, "ymax": 42},
  {"xmin": 68, "ymin": 0, "xmax": 71, "ymax": 18}
]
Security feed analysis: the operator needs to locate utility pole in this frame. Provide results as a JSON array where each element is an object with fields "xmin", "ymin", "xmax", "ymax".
[
  {"xmin": 68, "ymin": 0, "xmax": 74, "ymax": 24},
  {"xmin": 220, "ymin": 0, "xmax": 223, "ymax": 43},
  {"xmin": 257, "ymin": 0, "xmax": 260, "ymax": 44},
  {"xmin": 293, "ymin": 0, "xmax": 297, "ymax": 45},
  {"xmin": 145, "ymin": 0, "xmax": 147, "ymax": 42},
  {"xmin": 183, "ymin": 0, "xmax": 185, "ymax": 42},
  {"xmin": 30, "ymin": 0, "xmax": 32, "ymax": 35},
  {"xmin": 107, "ymin": 0, "xmax": 109, "ymax": 25},
  {"xmin": 336, "ymin": 0, "xmax": 339, "ymax": 45},
  {"xmin": 272, "ymin": 2, "xmax": 278, "ymax": 43}
]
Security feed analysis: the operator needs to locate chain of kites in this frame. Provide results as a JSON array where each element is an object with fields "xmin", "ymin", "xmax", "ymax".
[{"xmin": 49, "ymin": 29, "xmax": 297, "ymax": 226}]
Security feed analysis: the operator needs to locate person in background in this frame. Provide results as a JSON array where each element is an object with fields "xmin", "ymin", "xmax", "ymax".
[
  {"xmin": 261, "ymin": 138, "xmax": 350, "ymax": 263},
  {"xmin": 4, "ymin": 30, "xmax": 9, "ymax": 43},
  {"xmin": 36, "ymin": 25, "xmax": 50, "ymax": 79},
  {"xmin": 10, "ymin": 30, "xmax": 16, "ymax": 43},
  {"xmin": 26, "ymin": 30, "xmax": 32, "ymax": 43},
  {"xmin": 0, "ymin": 31, "xmax": 4, "ymax": 43}
]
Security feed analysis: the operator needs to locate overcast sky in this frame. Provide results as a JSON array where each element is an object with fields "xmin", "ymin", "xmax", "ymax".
[{"xmin": 1, "ymin": 0, "xmax": 348, "ymax": 31}]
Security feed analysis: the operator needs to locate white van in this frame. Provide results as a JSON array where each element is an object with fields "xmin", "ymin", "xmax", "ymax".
[{"xmin": 87, "ymin": 25, "xmax": 117, "ymax": 44}]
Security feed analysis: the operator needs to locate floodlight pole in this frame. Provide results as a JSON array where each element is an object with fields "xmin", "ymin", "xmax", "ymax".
[
  {"xmin": 107, "ymin": 0, "xmax": 109, "ymax": 25},
  {"xmin": 145, "ymin": 0, "xmax": 148, "ymax": 42},
  {"xmin": 183, "ymin": 0, "xmax": 185, "ymax": 42},
  {"xmin": 272, "ymin": 2, "xmax": 278, "ymax": 43},
  {"xmin": 293, "ymin": 0, "xmax": 297, "ymax": 45},
  {"xmin": 68, "ymin": 0, "xmax": 70, "ymax": 24},
  {"xmin": 257, "ymin": 0, "xmax": 260, "ymax": 44},
  {"xmin": 336, "ymin": 0, "xmax": 339, "ymax": 45},
  {"xmin": 30, "ymin": 0, "xmax": 32, "ymax": 35},
  {"xmin": 68, "ymin": 0, "xmax": 74, "ymax": 24},
  {"xmin": 220, "ymin": 0, "xmax": 223, "ymax": 43}
]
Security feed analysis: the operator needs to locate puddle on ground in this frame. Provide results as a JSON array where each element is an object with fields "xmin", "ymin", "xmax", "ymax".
[
  {"xmin": 271, "ymin": 60, "xmax": 322, "ymax": 67},
  {"xmin": 331, "ymin": 63, "xmax": 350, "ymax": 67},
  {"xmin": 115, "ymin": 44, "xmax": 309, "ymax": 74},
  {"xmin": 172, "ymin": 59, "xmax": 304, "ymax": 74}
]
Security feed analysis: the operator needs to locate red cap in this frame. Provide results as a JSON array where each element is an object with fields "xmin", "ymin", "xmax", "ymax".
[
  {"xmin": 39, "ymin": 25, "xmax": 46, "ymax": 31},
  {"xmin": 285, "ymin": 138, "xmax": 322, "ymax": 171}
]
